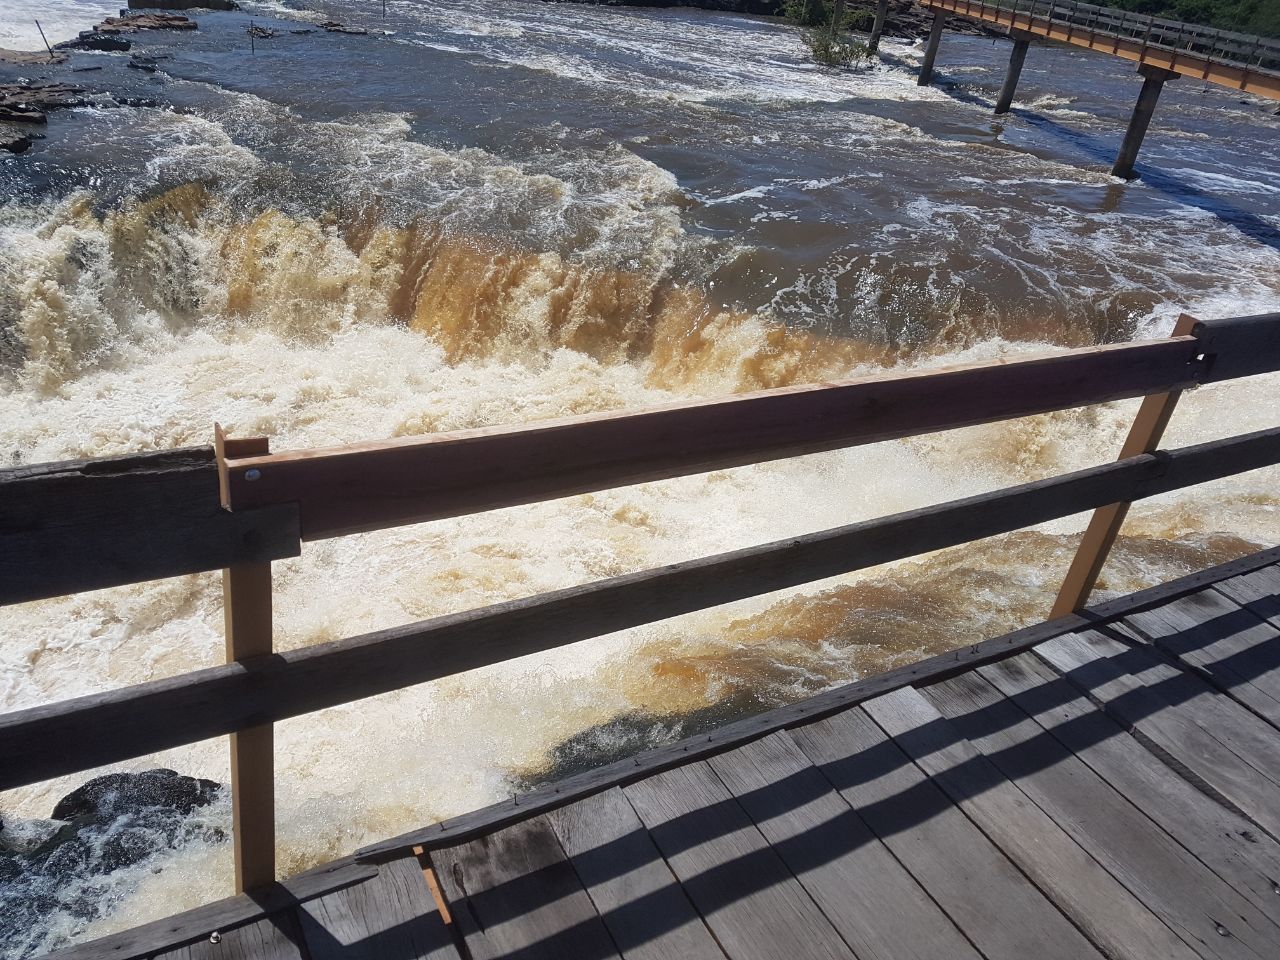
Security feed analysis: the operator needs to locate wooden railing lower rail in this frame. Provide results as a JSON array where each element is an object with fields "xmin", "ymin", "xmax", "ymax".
[{"xmin": 2, "ymin": 310, "xmax": 1278, "ymax": 897}]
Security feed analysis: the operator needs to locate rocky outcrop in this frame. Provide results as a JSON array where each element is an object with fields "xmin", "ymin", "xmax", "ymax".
[
  {"xmin": 0, "ymin": 83, "xmax": 88, "ymax": 125},
  {"xmin": 54, "ymin": 32, "xmax": 133, "ymax": 52},
  {"xmin": 0, "ymin": 130, "xmax": 38, "ymax": 154},
  {"xmin": 0, "ymin": 48, "xmax": 68, "ymax": 65},
  {"xmin": 95, "ymin": 13, "xmax": 198, "ymax": 33},
  {"xmin": 320, "ymin": 21, "xmax": 371, "ymax": 35},
  {"xmin": 51, "ymin": 769, "xmax": 221, "ymax": 823},
  {"xmin": 129, "ymin": 0, "xmax": 239, "ymax": 9}
]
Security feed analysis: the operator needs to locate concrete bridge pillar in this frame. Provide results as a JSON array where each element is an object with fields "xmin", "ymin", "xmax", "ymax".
[
  {"xmin": 868, "ymin": 0, "xmax": 890, "ymax": 52},
  {"xmin": 917, "ymin": 10, "xmax": 946, "ymax": 86},
  {"xmin": 994, "ymin": 31, "xmax": 1032, "ymax": 114},
  {"xmin": 1112, "ymin": 64, "xmax": 1178, "ymax": 180}
]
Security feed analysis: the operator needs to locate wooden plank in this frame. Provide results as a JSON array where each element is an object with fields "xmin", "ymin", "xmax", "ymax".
[
  {"xmin": 0, "ymin": 447, "xmax": 300, "ymax": 606},
  {"xmin": 41, "ymin": 858, "xmax": 377, "ymax": 960},
  {"xmin": 1037, "ymin": 630, "xmax": 1280, "ymax": 838},
  {"xmin": 1122, "ymin": 589, "xmax": 1280, "ymax": 726},
  {"xmin": 543, "ymin": 788, "xmax": 725, "ymax": 960},
  {"xmin": 355, "ymin": 546, "xmax": 1280, "ymax": 861},
  {"xmin": 790, "ymin": 708, "xmax": 1103, "ymax": 960},
  {"xmin": 1052, "ymin": 312, "xmax": 1198, "ymax": 616},
  {"xmin": 11, "ymin": 428, "xmax": 1280, "ymax": 794},
  {"xmin": 922, "ymin": 670, "xmax": 1280, "ymax": 958},
  {"xmin": 979, "ymin": 652, "xmax": 1280, "ymax": 919},
  {"xmin": 430, "ymin": 816, "xmax": 621, "ymax": 960},
  {"xmin": 224, "ymin": 337, "xmax": 1203, "ymax": 538},
  {"xmin": 863, "ymin": 687, "xmax": 1195, "ymax": 960},
  {"xmin": 1193, "ymin": 313, "xmax": 1280, "ymax": 383},
  {"xmin": 297, "ymin": 855, "xmax": 460, "ymax": 960},
  {"xmin": 622, "ymin": 762, "xmax": 856, "ymax": 960},
  {"xmin": 223, "ymin": 560, "xmax": 275, "ymax": 893},
  {"xmin": 1215, "ymin": 566, "xmax": 1280, "ymax": 631},
  {"xmin": 706, "ymin": 732, "xmax": 981, "ymax": 960},
  {"xmin": 155, "ymin": 911, "xmax": 307, "ymax": 960}
]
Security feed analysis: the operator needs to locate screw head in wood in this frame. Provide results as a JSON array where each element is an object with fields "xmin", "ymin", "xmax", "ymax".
[
  {"xmin": 244, "ymin": 468, "xmax": 262, "ymax": 482},
  {"xmin": 209, "ymin": 931, "xmax": 222, "ymax": 944}
]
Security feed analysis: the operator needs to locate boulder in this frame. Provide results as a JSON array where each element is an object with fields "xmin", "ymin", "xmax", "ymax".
[
  {"xmin": 0, "ymin": 84, "xmax": 89, "ymax": 125},
  {"xmin": 55, "ymin": 31, "xmax": 133, "ymax": 52},
  {"xmin": 320, "ymin": 21, "xmax": 370, "ymax": 35},
  {"xmin": 0, "ymin": 131, "xmax": 37, "ymax": 154},
  {"xmin": 52, "ymin": 769, "xmax": 221, "ymax": 822}
]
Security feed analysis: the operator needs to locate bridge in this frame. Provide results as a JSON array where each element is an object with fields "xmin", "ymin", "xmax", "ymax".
[
  {"xmin": 865, "ymin": 0, "xmax": 1280, "ymax": 178},
  {"xmin": 7, "ymin": 311, "xmax": 1280, "ymax": 959}
]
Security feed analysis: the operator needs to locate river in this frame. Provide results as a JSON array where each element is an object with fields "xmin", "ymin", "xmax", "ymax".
[{"xmin": 1, "ymin": 0, "xmax": 1279, "ymax": 954}]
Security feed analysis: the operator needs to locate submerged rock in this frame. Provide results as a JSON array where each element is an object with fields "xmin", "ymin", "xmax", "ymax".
[
  {"xmin": 55, "ymin": 32, "xmax": 133, "ymax": 52},
  {"xmin": 128, "ymin": 0, "xmax": 239, "ymax": 9},
  {"xmin": 320, "ymin": 21, "xmax": 370, "ymax": 35},
  {"xmin": 0, "ymin": 83, "xmax": 89, "ymax": 125},
  {"xmin": 0, "ymin": 770, "xmax": 225, "ymax": 957},
  {"xmin": 0, "ymin": 131, "xmax": 37, "ymax": 154}
]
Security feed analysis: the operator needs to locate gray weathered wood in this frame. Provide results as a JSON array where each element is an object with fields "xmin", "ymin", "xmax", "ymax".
[
  {"xmin": 430, "ymin": 816, "xmax": 621, "ymax": 960},
  {"xmin": 1215, "ymin": 565, "xmax": 1280, "ymax": 631},
  {"xmin": 40, "ymin": 858, "xmax": 377, "ymax": 960},
  {"xmin": 1038, "ymin": 630, "xmax": 1280, "ymax": 837},
  {"xmin": 224, "ymin": 337, "xmax": 1202, "ymax": 538},
  {"xmin": 11, "ymin": 429, "xmax": 1280, "ymax": 795},
  {"xmin": 706, "ymin": 732, "xmax": 980, "ymax": 960},
  {"xmin": 358, "ymin": 548, "xmax": 1280, "ymax": 862},
  {"xmin": 980, "ymin": 652, "xmax": 1280, "ymax": 917},
  {"xmin": 791, "ymin": 708, "xmax": 1103, "ymax": 960},
  {"xmin": 623, "ymin": 762, "xmax": 856, "ymax": 960},
  {"xmin": 1122, "ymin": 589, "xmax": 1280, "ymax": 726},
  {"xmin": 155, "ymin": 911, "xmax": 307, "ymax": 960},
  {"xmin": 1193, "ymin": 313, "xmax": 1280, "ymax": 384},
  {"xmin": 863, "ymin": 687, "xmax": 1194, "ymax": 960},
  {"xmin": 297, "ymin": 855, "xmax": 459, "ymax": 960},
  {"xmin": 924, "ymin": 669, "xmax": 1280, "ymax": 957},
  {"xmin": 544, "ymin": 788, "xmax": 724, "ymax": 960},
  {"xmin": 0, "ymin": 447, "xmax": 301, "ymax": 606}
]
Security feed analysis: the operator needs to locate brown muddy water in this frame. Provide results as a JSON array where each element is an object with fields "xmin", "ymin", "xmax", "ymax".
[{"xmin": 1, "ymin": 0, "xmax": 1279, "ymax": 954}]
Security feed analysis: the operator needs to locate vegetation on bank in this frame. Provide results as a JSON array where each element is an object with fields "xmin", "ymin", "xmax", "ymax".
[
  {"xmin": 784, "ymin": 0, "xmax": 874, "ymax": 66},
  {"xmin": 1107, "ymin": 0, "xmax": 1280, "ymax": 38}
]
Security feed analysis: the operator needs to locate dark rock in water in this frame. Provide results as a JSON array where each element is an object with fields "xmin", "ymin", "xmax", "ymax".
[
  {"xmin": 290, "ymin": 28, "xmax": 315, "ymax": 34},
  {"xmin": 247, "ymin": 24, "xmax": 279, "ymax": 39},
  {"xmin": 0, "ymin": 131, "xmax": 36, "ymax": 153},
  {"xmin": 0, "ymin": 83, "xmax": 89, "ymax": 126},
  {"xmin": 0, "ymin": 105, "xmax": 47, "ymax": 123},
  {"xmin": 1, "ymin": 770, "xmax": 225, "ymax": 957},
  {"xmin": 73, "ymin": 65, "xmax": 107, "ymax": 71},
  {"xmin": 129, "ymin": 0, "xmax": 239, "ymax": 9},
  {"xmin": 55, "ymin": 31, "xmax": 133, "ymax": 51},
  {"xmin": 52, "ymin": 769, "xmax": 221, "ymax": 822},
  {"xmin": 320, "ymin": 21, "xmax": 370, "ymax": 35}
]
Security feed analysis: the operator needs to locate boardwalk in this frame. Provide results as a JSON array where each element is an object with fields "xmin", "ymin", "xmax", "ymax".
[{"xmin": 47, "ymin": 546, "xmax": 1280, "ymax": 960}]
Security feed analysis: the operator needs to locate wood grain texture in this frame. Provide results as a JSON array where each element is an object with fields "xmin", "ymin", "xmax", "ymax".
[
  {"xmin": 791, "ymin": 707, "xmax": 1104, "ymax": 960},
  {"xmin": 40, "ymin": 858, "xmax": 376, "ymax": 960},
  {"xmin": 12, "ymin": 429, "xmax": 1280, "ymax": 794},
  {"xmin": 357, "ymin": 549, "xmax": 1280, "ymax": 861},
  {"xmin": 544, "ymin": 788, "xmax": 725, "ymax": 960},
  {"xmin": 863, "ymin": 687, "xmax": 1193, "ymax": 960},
  {"xmin": 430, "ymin": 816, "xmax": 621, "ymax": 960},
  {"xmin": 923, "ymin": 669, "xmax": 1280, "ymax": 958},
  {"xmin": 0, "ymin": 447, "xmax": 300, "ymax": 606},
  {"xmin": 623, "ymin": 762, "xmax": 856, "ymax": 960},
  {"xmin": 979, "ymin": 652, "xmax": 1280, "ymax": 917},
  {"xmin": 1193, "ymin": 313, "xmax": 1280, "ymax": 384},
  {"xmin": 1215, "ymin": 566, "xmax": 1280, "ymax": 630},
  {"xmin": 297, "ymin": 856, "xmax": 459, "ymax": 960},
  {"xmin": 1122, "ymin": 589, "xmax": 1280, "ymax": 726},
  {"xmin": 154, "ymin": 911, "xmax": 308, "ymax": 960},
  {"xmin": 706, "ymin": 732, "xmax": 980, "ymax": 960},
  {"xmin": 1037, "ymin": 630, "xmax": 1280, "ymax": 838},
  {"xmin": 224, "ymin": 338, "xmax": 1203, "ymax": 538}
]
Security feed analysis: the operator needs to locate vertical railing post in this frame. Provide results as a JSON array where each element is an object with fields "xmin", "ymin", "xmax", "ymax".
[
  {"xmin": 216, "ymin": 426, "xmax": 276, "ymax": 892},
  {"xmin": 1050, "ymin": 314, "xmax": 1200, "ymax": 617}
]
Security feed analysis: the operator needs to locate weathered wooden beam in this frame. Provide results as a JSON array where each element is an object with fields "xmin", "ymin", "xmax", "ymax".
[
  {"xmin": 1192, "ymin": 312, "xmax": 1280, "ymax": 384},
  {"xmin": 5, "ymin": 424, "xmax": 1279, "ymax": 792},
  {"xmin": 0, "ymin": 448, "xmax": 300, "ymax": 606},
  {"xmin": 224, "ymin": 338, "xmax": 1202, "ymax": 540},
  {"xmin": 1052, "ymin": 313, "xmax": 1198, "ymax": 616}
]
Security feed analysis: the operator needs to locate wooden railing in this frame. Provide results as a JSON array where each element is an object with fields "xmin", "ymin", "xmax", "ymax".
[{"xmin": 3, "ymin": 311, "xmax": 1279, "ymax": 894}]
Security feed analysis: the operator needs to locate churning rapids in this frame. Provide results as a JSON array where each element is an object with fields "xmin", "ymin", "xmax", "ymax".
[{"xmin": 2, "ymin": 0, "xmax": 1279, "ymax": 953}]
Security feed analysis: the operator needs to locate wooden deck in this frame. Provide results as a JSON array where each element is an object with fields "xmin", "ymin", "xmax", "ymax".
[{"xmin": 46, "ymin": 545, "xmax": 1280, "ymax": 960}]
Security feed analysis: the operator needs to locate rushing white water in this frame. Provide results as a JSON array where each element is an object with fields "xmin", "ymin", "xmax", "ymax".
[
  {"xmin": 1, "ymin": 0, "xmax": 1278, "ymax": 954},
  {"xmin": 0, "ymin": 0, "xmax": 118, "ymax": 50}
]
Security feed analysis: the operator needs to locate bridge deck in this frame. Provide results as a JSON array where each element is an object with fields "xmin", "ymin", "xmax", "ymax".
[
  {"xmin": 46, "ymin": 547, "xmax": 1280, "ymax": 960},
  {"xmin": 920, "ymin": 0, "xmax": 1280, "ymax": 99}
]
